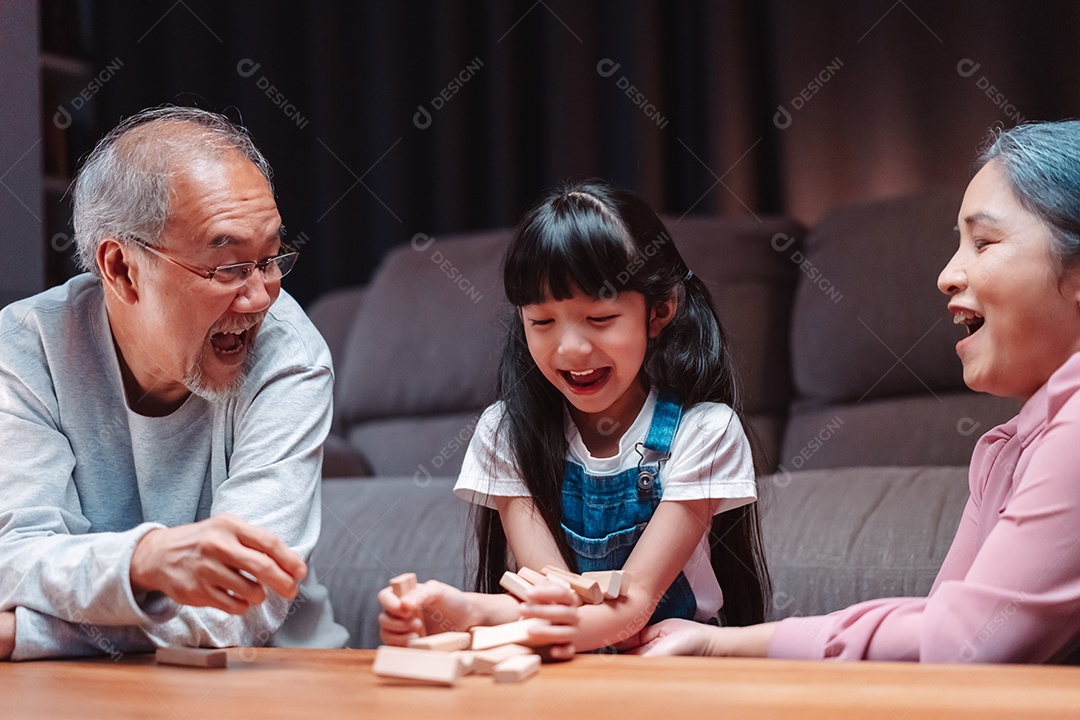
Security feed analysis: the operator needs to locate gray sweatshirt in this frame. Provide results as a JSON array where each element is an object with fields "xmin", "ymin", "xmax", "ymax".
[{"xmin": 0, "ymin": 274, "xmax": 347, "ymax": 659}]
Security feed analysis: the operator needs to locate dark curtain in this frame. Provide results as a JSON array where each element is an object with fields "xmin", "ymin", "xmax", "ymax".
[
  {"xmin": 84, "ymin": 0, "xmax": 1080, "ymax": 307},
  {"xmin": 92, "ymin": 0, "xmax": 775, "ymax": 306},
  {"xmin": 768, "ymin": 1, "xmax": 1080, "ymax": 220}
]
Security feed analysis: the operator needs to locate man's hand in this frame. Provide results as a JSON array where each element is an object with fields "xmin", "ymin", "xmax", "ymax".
[
  {"xmin": 130, "ymin": 514, "xmax": 306, "ymax": 615},
  {"xmin": 0, "ymin": 611, "xmax": 15, "ymax": 660}
]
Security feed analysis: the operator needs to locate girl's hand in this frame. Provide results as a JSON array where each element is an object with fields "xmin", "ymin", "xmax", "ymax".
[
  {"xmin": 377, "ymin": 578, "xmax": 581, "ymax": 659},
  {"xmin": 518, "ymin": 582, "xmax": 581, "ymax": 661},
  {"xmin": 377, "ymin": 579, "xmax": 481, "ymax": 645},
  {"xmin": 633, "ymin": 618, "xmax": 777, "ymax": 658}
]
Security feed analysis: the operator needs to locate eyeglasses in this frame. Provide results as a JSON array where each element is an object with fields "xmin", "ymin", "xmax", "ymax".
[{"xmin": 135, "ymin": 241, "xmax": 299, "ymax": 290}]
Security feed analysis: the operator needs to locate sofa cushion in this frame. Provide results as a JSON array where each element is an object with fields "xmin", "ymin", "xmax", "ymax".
[
  {"xmin": 306, "ymin": 286, "xmax": 365, "ymax": 376},
  {"xmin": 784, "ymin": 187, "xmax": 1022, "ymax": 468},
  {"xmin": 335, "ymin": 230, "xmax": 512, "ymax": 427},
  {"xmin": 345, "ymin": 411, "xmax": 482, "ymax": 478},
  {"xmin": 779, "ymin": 392, "xmax": 1021, "ymax": 473},
  {"xmin": 791, "ymin": 187, "xmax": 968, "ymax": 404},
  {"xmin": 762, "ymin": 465, "xmax": 970, "ymax": 621}
]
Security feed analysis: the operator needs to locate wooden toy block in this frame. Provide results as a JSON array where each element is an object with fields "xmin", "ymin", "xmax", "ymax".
[
  {"xmin": 390, "ymin": 572, "xmax": 418, "ymax": 597},
  {"xmin": 548, "ymin": 564, "xmax": 612, "ymax": 593},
  {"xmin": 407, "ymin": 631, "xmax": 472, "ymax": 652},
  {"xmin": 372, "ymin": 645, "xmax": 462, "ymax": 686},
  {"xmin": 453, "ymin": 650, "xmax": 476, "ymax": 674},
  {"xmin": 540, "ymin": 565, "xmax": 574, "ymax": 578},
  {"xmin": 516, "ymin": 566, "xmax": 547, "ymax": 585},
  {"xmin": 470, "ymin": 618, "xmax": 551, "ymax": 650},
  {"xmin": 519, "ymin": 566, "xmax": 570, "ymax": 590},
  {"xmin": 582, "ymin": 570, "xmax": 632, "ymax": 599},
  {"xmin": 499, "ymin": 570, "xmax": 534, "ymax": 601},
  {"xmin": 493, "ymin": 654, "xmax": 541, "ymax": 683},
  {"xmin": 389, "ymin": 572, "xmax": 426, "ymax": 637},
  {"xmin": 472, "ymin": 644, "xmax": 533, "ymax": 674},
  {"xmin": 155, "ymin": 647, "xmax": 228, "ymax": 668},
  {"xmin": 541, "ymin": 565, "xmax": 603, "ymax": 605}
]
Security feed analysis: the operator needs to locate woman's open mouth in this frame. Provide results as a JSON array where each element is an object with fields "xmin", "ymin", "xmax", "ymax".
[{"xmin": 953, "ymin": 309, "xmax": 984, "ymax": 336}]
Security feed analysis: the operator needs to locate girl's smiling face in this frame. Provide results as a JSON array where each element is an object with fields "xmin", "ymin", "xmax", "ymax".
[
  {"xmin": 938, "ymin": 160, "xmax": 1080, "ymax": 399},
  {"xmin": 521, "ymin": 288, "xmax": 675, "ymax": 437}
]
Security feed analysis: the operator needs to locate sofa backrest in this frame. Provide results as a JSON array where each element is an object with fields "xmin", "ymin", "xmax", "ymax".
[
  {"xmin": 780, "ymin": 188, "xmax": 1021, "ymax": 473},
  {"xmin": 333, "ymin": 229, "xmax": 511, "ymax": 478},
  {"xmin": 313, "ymin": 215, "xmax": 803, "ymax": 477}
]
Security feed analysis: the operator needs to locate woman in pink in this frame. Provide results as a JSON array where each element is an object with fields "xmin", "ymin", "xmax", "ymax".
[{"xmin": 638, "ymin": 120, "xmax": 1080, "ymax": 663}]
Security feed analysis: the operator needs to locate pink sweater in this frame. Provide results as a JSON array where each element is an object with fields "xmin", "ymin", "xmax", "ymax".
[{"xmin": 769, "ymin": 352, "xmax": 1080, "ymax": 663}]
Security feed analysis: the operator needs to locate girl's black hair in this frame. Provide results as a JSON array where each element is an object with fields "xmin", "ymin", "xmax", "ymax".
[{"xmin": 474, "ymin": 179, "xmax": 771, "ymax": 626}]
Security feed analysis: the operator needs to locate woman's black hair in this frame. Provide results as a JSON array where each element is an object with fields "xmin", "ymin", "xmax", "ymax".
[{"xmin": 473, "ymin": 179, "xmax": 771, "ymax": 626}]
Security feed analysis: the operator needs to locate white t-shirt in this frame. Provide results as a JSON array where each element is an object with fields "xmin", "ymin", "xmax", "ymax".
[{"xmin": 454, "ymin": 388, "xmax": 757, "ymax": 622}]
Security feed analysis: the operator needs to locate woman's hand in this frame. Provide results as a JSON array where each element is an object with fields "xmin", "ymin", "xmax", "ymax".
[
  {"xmin": 378, "ymin": 580, "xmax": 481, "ymax": 645},
  {"xmin": 633, "ymin": 618, "xmax": 719, "ymax": 656},
  {"xmin": 633, "ymin": 618, "xmax": 777, "ymax": 658}
]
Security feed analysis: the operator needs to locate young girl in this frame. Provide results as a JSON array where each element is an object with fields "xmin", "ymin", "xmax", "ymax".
[
  {"xmin": 379, "ymin": 180, "xmax": 770, "ymax": 652},
  {"xmin": 638, "ymin": 120, "xmax": 1080, "ymax": 664}
]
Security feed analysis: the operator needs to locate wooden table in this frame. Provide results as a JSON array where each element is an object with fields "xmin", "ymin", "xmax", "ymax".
[{"xmin": 3, "ymin": 648, "xmax": 1080, "ymax": 719}]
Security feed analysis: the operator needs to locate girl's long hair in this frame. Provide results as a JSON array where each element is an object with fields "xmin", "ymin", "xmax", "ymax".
[{"xmin": 474, "ymin": 179, "xmax": 771, "ymax": 626}]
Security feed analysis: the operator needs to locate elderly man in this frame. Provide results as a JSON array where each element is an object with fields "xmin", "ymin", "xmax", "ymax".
[{"xmin": 0, "ymin": 107, "xmax": 347, "ymax": 660}]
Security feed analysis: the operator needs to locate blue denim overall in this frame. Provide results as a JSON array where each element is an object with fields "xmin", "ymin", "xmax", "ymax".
[{"xmin": 560, "ymin": 392, "xmax": 697, "ymax": 624}]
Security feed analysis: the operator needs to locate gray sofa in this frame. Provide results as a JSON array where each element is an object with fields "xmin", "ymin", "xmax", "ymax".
[{"xmin": 307, "ymin": 188, "xmax": 1021, "ymax": 649}]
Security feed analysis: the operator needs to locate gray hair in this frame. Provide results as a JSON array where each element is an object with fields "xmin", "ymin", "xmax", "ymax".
[
  {"xmin": 73, "ymin": 106, "xmax": 274, "ymax": 275},
  {"xmin": 978, "ymin": 120, "xmax": 1080, "ymax": 267}
]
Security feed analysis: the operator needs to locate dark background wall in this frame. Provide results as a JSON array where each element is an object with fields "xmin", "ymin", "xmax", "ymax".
[{"xmin": 32, "ymin": 0, "xmax": 1080, "ymax": 307}]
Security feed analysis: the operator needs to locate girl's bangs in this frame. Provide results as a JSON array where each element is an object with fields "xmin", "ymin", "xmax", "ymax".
[{"xmin": 505, "ymin": 211, "xmax": 634, "ymax": 306}]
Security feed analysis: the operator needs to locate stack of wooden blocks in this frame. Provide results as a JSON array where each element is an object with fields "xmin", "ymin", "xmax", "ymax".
[{"xmin": 373, "ymin": 566, "xmax": 632, "ymax": 686}]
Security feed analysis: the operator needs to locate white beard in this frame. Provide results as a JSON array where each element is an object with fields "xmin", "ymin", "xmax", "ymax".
[{"xmin": 183, "ymin": 345, "xmax": 256, "ymax": 403}]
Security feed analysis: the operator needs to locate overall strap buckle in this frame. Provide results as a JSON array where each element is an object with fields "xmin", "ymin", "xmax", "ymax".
[
  {"xmin": 634, "ymin": 442, "xmax": 660, "ymax": 495},
  {"xmin": 636, "ymin": 391, "xmax": 684, "ymax": 497}
]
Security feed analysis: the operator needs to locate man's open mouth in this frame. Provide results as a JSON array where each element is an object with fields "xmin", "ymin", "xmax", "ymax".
[
  {"xmin": 208, "ymin": 313, "xmax": 266, "ymax": 358},
  {"xmin": 210, "ymin": 329, "xmax": 248, "ymax": 355}
]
